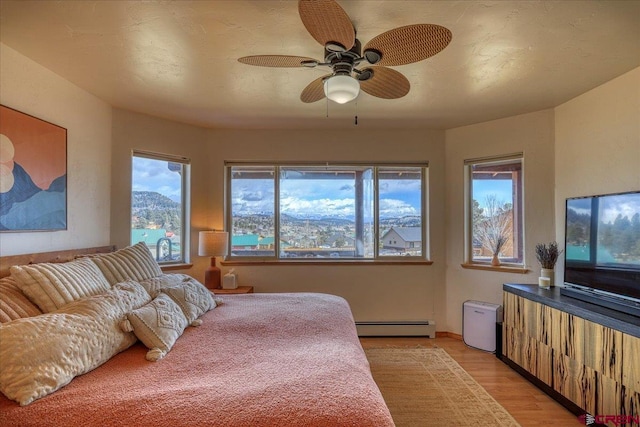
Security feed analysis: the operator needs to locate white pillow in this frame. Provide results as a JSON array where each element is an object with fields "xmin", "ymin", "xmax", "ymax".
[
  {"xmin": 0, "ymin": 276, "xmax": 43, "ymax": 322},
  {"xmin": 161, "ymin": 276, "xmax": 216, "ymax": 325},
  {"xmin": 0, "ymin": 280, "xmax": 151, "ymax": 406},
  {"xmin": 88, "ymin": 242, "xmax": 163, "ymax": 286},
  {"xmin": 10, "ymin": 257, "xmax": 111, "ymax": 313},
  {"xmin": 122, "ymin": 293, "xmax": 188, "ymax": 362},
  {"xmin": 138, "ymin": 273, "xmax": 194, "ymax": 298}
]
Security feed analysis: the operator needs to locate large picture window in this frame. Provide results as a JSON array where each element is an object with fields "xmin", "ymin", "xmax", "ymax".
[
  {"xmin": 465, "ymin": 154, "xmax": 523, "ymax": 266},
  {"xmin": 131, "ymin": 151, "xmax": 190, "ymax": 264},
  {"xmin": 226, "ymin": 163, "xmax": 428, "ymax": 261}
]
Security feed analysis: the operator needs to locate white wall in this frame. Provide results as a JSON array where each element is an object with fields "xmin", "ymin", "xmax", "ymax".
[
  {"xmin": 554, "ymin": 67, "xmax": 640, "ymax": 277},
  {"xmin": 444, "ymin": 109, "xmax": 556, "ymax": 334},
  {"xmin": 0, "ymin": 44, "xmax": 112, "ymax": 255}
]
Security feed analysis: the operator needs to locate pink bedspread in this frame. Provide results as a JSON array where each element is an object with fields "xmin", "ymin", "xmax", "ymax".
[{"xmin": 0, "ymin": 293, "xmax": 394, "ymax": 427}]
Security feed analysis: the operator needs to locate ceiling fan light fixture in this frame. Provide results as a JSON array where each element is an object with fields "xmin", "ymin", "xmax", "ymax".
[{"xmin": 323, "ymin": 75, "xmax": 360, "ymax": 104}]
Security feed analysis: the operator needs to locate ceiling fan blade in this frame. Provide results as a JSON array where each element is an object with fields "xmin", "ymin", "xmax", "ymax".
[
  {"xmin": 300, "ymin": 75, "xmax": 330, "ymax": 103},
  {"xmin": 360, "ymin": 67, "xmax": 410, "ymax": 99},
  {"xmin": 238, "ymin": 55, "xmax": 317, "ymax": 67},
  {"xmin": 298, "ymin": 0, "xmax": 355, "ymax": 51},
  {"xmin": 363, "ymin": 24, "xmax": 452, "ymax": 66}
]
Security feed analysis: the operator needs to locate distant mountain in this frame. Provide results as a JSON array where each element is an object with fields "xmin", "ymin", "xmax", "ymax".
[
  {"xmin": 132, "ymin": 191, "xmax": 181, "ymax": 232},
  {"xmin": 380, "ymin": 215, "xmax": 421, "ymax": 227},
  {"xmin": 280, "ymin": 213, "xmax": 354, "ymax": 226},
  {"xmin": 132, "ymin": 191, "xmax": 180, "ymax": 211}
]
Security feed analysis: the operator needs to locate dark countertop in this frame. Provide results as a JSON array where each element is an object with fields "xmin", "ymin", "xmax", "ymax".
[{"xmin": 503, "ymin": 284, "xmax": 640, "ymax": 338}]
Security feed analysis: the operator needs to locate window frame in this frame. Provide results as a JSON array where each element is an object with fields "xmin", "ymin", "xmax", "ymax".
[
  {"xmin": 131, "ymin": 150, "xmax": 191, "ymax": 265},
  {"xmin": 463, "ymin": 153, "xmax": 524, "ymax": 268},
  {"xmin": 224, "ymin": 161, "xmax": 429, "ymax": 263}
]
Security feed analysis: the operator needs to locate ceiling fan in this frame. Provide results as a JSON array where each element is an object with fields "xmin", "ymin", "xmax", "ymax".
[{"xmin": 238, "ymin": 0, "xmax": 452, "ymax": 105}]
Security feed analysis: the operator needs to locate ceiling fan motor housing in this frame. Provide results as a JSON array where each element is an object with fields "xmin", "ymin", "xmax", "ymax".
[{"xmin": 325, "ymin": 38, "xmax": 362, "ymax": 76}]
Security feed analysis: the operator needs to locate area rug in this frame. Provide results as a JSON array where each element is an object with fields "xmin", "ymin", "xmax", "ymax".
[{"xmin": 365, "ymin": 347, "xmax": 521, "ymax": 427}]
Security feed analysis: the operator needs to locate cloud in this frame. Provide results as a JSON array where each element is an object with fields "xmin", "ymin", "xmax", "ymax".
[
  {"xmin": 132, "ymin": 157, "xmax": 183, "ymax": 202},
  {"xmin": 379, "ymin": 198, "xmax": 419, "ymax": 218},
  {"xmin": 280, "ymin": 196, "xmax": 355, "ymax": 218},
  {"xmin": 232, "ymin": 174, "xmax": 422, "ymax": 219}
]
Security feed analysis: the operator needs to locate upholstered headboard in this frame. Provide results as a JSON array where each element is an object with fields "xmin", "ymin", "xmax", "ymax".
[{"xmin": 0, "ymin": 245, "xmax": 115, "ymax": 278}]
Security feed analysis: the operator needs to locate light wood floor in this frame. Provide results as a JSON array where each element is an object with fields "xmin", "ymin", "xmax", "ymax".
[{"xmin": 360, "ymin": 337, "xmax": 583, "ymax": 427}]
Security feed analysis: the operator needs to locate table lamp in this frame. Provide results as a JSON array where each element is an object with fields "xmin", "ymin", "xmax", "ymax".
[{"xmin": 198, "ymin": 230, "xmax": 229, "ymax": 289}]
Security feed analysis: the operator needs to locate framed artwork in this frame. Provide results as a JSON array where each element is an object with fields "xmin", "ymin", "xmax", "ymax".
[{"xmin": 0, "ymin": 105, "xmax": 67, "ymax": 231}]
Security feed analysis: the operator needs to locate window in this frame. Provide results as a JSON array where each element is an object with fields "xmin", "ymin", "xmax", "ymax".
[
  {"xmin": 131, "ymin": 151, "xmax": 190, "ymax": 264},
  {"xmin": 226, "ymin": 163, "xmax": 428, "ymax": 261},
  {"xmin": 465, "ymin": 154, "xmax": 523, "ymax": 265}
]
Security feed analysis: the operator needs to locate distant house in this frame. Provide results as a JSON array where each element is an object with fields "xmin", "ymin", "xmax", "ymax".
[
  {"xmin": 326, "ymin": 233, "xmax": 355, "ymax": 248},
  {"xmin": 381, "ymin": 227, "xmax": 421, "ymax": 251}
]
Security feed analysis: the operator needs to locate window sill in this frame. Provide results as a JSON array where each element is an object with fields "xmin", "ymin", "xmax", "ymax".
[
  {"xmin": 461, "ymin": 263, "xmax": 529, "ymax": 274},
  {"xmin": 222, "ymin": 260, "xmax": 433, "ymax": 266},
  {"xmin": 160, "ymin": 263, "xmax": 193, "ymax": 272}
]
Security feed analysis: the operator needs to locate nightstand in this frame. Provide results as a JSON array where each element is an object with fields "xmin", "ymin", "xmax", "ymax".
[{"xmin": 213, "ymin": 286, "xmax": 254, "ymax": 294}]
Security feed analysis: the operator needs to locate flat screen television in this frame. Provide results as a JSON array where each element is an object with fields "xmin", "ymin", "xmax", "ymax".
[{"xmin": 561, "ymin": 190, "xmax": 640, "ymax": 317}]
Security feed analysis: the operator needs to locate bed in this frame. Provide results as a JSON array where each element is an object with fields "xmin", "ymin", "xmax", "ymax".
[{"xmin": 0, "ymin": 245, "xmax": 394, "ymax": 427}]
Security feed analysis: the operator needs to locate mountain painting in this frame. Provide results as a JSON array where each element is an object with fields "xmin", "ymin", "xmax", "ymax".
[{"xmin": 0, "ymin": 105, "xmax": 67, "ymax": 231}]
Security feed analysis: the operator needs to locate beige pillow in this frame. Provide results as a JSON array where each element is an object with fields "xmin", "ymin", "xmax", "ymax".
[
  {"xmin": 0, "ymin": 276, "xmax": 43, "ymax": 322},
  {"xmin": 0, "ymin": 280, "xmax": 151, "ymax": 406},
  {"xmin": 123, "ymin": 293, "xmax": 188, "ymax": 362},
  {"xmin": 161, "ymin": 277, "xmax": 216, "ymax": 325},
  {"xmin": 88, "ymin": 242, "xmax": 163, "ymax": 286},
  {"xmin": 138, "ymin": 273, "xmax": 194, "ymax": 298},
  {"xmin": 9, "ymin": 257, "xmax": 111, "ymax": 313}
]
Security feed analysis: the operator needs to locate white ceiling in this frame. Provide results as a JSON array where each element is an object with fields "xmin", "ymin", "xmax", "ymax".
[{"xmin": 1, "ymin": 0, "xmax": 639, "ymax": 130}]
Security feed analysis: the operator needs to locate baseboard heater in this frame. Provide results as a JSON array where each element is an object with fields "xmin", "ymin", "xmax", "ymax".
[{"xmin": 355, "ymin": 321, "xmax": 436, "ymax": 337}]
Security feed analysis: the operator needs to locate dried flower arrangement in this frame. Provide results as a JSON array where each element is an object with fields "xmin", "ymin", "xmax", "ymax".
[
  {"xmin": 493, "ymin": 235, "xmax": 507, "ymax": 256},
  {"xmin": 535, "ymin": 241, "xmax": 562, "ymax": 269}
]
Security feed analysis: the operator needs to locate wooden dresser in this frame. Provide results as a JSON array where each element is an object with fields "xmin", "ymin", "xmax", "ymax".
[{"xmin": 502, "ymin": 284, "xmax": 639, "ymax": 421}]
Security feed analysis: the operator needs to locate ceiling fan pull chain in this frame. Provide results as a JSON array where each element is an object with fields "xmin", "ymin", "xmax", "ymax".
[
  {"xmin": 326, "ymin": 90, "xmax": 329, "ymax": 118},
  {"xmin": 354, "ymin": 101, "xmax": 358, "ymax": 125}
]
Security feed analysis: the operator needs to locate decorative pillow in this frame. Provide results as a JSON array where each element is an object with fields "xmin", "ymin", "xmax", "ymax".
[
  {"xmin": 9, "ymin": 257, "xmax": 111, "ymax": 313},
  {"xmin": 0, "ymin": 276, "xmax": 43, "ymax": 323},
  {"xmin": 0, "ymin": 280, "xmax": 151, "ymax": 406},
  {"xmin": 88, "ymin": 242, "xmax": 163, "ymax": 286},
  {"xmin": 138, "ymin": 273, "xmax": 194, "ymax": 298},
  {"xmin": 161, "ymin": 277, "xmax": 216, "ymax": 325},
  {"xmin": 122, "ymin": 293, "xmax": 188, "ymax": 362}
]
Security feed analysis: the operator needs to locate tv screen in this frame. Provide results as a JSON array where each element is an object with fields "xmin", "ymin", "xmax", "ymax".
[{"xmin": 563, "ymin": 191, "xmax": 640, "ymax": 316}]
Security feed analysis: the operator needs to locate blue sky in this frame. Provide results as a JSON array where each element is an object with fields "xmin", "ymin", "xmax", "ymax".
[
  {"xmin": 232, "ymin": 175, "xmax": 422, "ymax": 219},
  {"xmin": 472, "ymin": 179, "xmax": 513, "ymax": 211}
]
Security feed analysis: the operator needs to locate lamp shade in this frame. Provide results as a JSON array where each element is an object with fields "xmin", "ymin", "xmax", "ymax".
[
  {"xmin": 198, "ymin": 231, "xmax": 229, "ymax": 257},
  {"xmin": 324, "ymin": 75, "xmax": 360, "ymax": 104}
]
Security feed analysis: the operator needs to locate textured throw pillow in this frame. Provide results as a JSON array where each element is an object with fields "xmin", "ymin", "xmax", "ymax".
[
  {"xmin": 138, "ymin": 273, "xmax": 194, "ymax": 298},
  {"xmin": 88, "ymin": 242, "xmax": 163, "ymax": 286},
  {"xmin": 9, "ymin": 257, "xmax": 111, "ymax": 313},
  {"xmin": 123, "ymin": 293, "xmax": 188, "ymax": 362},
  {"xmin": 161, "ymin": 277, "xmax": 216, "ymax": 325},
  {"xmin": 0, "ymin": 276, "xmax": 43, "ymax": 323},
  {"xmin": 0, "ymin": 280, "xmax": 151, "ymax": 406}
]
